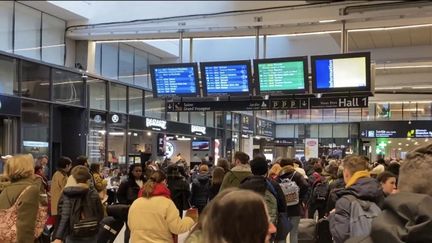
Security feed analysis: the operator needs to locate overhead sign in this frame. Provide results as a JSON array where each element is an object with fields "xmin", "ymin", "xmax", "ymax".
[
  {"xmin": 167, "ymin": 96, "xmax": 368, "ymax": 112},
  {"xmin": 191, "ymin": 125, "xmax": 206, "ymax": 135},
  {"xmin": 256, "ymin": 118, "xmax": 275, "ymax": 137},
  {"xmin": 360, "ymin": 121, "xmax": 432, "ymax": 138},
  {"xmin": 146, "ymin": 118, "xmax": 167, "ymax": 131},
  {"xmin": 241, "ymin": 115, "xmax": 254, "ymax": 134}
]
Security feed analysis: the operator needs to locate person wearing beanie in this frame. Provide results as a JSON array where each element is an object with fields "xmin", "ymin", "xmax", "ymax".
[
  {"xmin": 240, "ymin": 157, "xmax": 288, "ymax": 242},
  {"xmin": 53, "ymin": 166, "xmax": 104, "ymax": 243}
]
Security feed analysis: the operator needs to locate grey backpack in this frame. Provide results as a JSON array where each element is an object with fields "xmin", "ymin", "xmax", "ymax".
[{"xmin": 345, "ymin": 195, "xmax": 381, "ymax": 238}]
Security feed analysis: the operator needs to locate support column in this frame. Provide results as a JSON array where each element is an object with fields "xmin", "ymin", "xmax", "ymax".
[
  {"xmin": 340, "ymin": 20, "xmax": 348, "ymax": 53},
  {"xmin": 179, "ymin": 31, "xmax": 184, "ymax": 63}
]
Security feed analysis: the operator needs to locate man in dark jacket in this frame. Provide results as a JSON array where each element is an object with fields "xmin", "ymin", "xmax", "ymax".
[
  {"xmin": 167, "ymin": 164, "xmax": 191, "ymax": 216},
  {"xmin": 347, "ymin": 143, "xmax": 432, "ymax": 243},
  {"xmin": 328, "ymin": 155, "xmax": 384, "ymax": 243},
  {"xmin": 278, "ymin": 158, "xmax": 309, "ymax": 243},
  {"xmin": 190, "ymin": 164, "xmax": 211, "ymax": 214},
  {"xmin": 240, "ymin": 156, "xmax": 288, "ymax": 242}
]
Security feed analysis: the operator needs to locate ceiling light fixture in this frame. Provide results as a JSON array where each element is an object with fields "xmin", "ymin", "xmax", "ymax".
[
  {"xmin": 270, "ymin": 30, "xmax": 340, "ymax": 38},
  {"xmin": 375, "ymin": 64, "xmax": 432, "ymax": 70},
  {"xmin": 348, "ymin": 23, "xmax": 432, "ymax": 32},
  {"xmin": 319, "ymin": 19, "xmax": 337, "ymax": 23}
]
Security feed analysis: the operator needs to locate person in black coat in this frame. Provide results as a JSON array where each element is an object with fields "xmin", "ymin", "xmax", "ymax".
[
  {"xmin": 116, "ymin": 163, "xmax": 146, "ymax": 243},
  {"xmin": 167, "ymin": 164, "xmax": 191, "ymax": 217},
  {"xmin": 277, "ymin": 158, "xmax": 309, "ymax": 243},
  {"xmin": 54, "ymin": 166, "xmax": 104, "ymax": 243},
  {"xmin": 240, "ymin": 156, "xmax": 288, "ymax": 243},
  {"xmin": 190, "ymin": 164, "xmax": 211, "ymax": 214}
]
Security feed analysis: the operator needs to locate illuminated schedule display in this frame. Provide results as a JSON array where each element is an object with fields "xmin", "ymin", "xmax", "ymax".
[
  {"xmin": 150, "ymin": 63, "xmax": 199, "ymax": 97},
  {"xmin": 201, "ymin": 61, "xmax": 252, "ymax": 96},
  {"xmin": 254, "ymin": 57, "xmax": 308, "ymax": 94}
]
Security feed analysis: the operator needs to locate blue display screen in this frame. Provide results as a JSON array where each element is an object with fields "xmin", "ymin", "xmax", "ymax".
[
  {"xmin": 204, "ymin": 64, "xmax": 250, "ymax": 94},
  {"xmin": 315, "ymin": 59, "xmax": 332, "ymax": 89},
  {"xmin": 154, "ymin": 66, "xmax": 197, "ymax": 96}
]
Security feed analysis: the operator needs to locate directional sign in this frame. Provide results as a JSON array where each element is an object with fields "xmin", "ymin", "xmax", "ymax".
[{"xmin": 166, "ymin": 96, "xmax": 368, "ymax": 112}]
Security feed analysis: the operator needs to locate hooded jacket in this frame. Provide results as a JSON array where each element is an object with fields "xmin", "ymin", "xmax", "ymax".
[
  {"xmin": 346, "ymin": 192, "xmax": 432, "ymax": 243},
  {"xmin": 219, "ymin": 164, "xmax": 252, "ymax": 191},
  {"xmin": 329, "ymin": 173, "xmax": 384, "ymax": 243},
  {"xmin": 128, "ymin": 183, "xmax": 195, "ymax": 243},
  {"xmin": 191, "ymin": 173, "xmax": 210, "ymax": 209},
  {"xmin": 54, "ymin": 177, "xmax": 104, "ymax": 241}
]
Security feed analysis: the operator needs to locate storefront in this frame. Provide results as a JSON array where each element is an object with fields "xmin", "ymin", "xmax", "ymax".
[{"xmin": 360, "ymin": 121, "xmax": 432, "ymax": 160}]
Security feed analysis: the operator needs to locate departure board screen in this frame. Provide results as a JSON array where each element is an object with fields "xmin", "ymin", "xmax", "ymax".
[
  {"xmin": 201, "ymin": 61, "xmax": 252, "ymax": 96},
  {"xmin": 150, "ymin": 63, "xmax": 199, "ymax": 97},
  {"xmin": 254, "ymin": 57, "xmax": 308, "ymax": 94},
  {"xmin": 311, "ymin": 52, "xmax": 371, "ymax": 93}
]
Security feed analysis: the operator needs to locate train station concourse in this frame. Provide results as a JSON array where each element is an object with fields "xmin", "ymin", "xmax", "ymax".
[{"xmin": 0, "ymin": 1, "xmax": 431, "ymax": 243}]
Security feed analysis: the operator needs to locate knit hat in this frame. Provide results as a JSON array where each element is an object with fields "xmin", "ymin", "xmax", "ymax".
[
  {"xmin": 250, "ymin": 157, "xmax": 268, "ymax": 176},
  {"xmin": 71, "ymin": 165, "xmax": 91, "ymax": 183}
]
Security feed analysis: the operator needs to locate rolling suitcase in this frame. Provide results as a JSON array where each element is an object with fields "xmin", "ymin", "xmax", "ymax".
[
  {"xmin": 96, "ymin": 216, "xmax": 124, "ymax": 243},
  {"xmin": 298, "ymin": 218, "xmax": 316, "ymax": 243}
]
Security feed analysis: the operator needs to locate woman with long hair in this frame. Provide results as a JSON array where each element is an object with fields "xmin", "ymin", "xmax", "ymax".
[
  {"xmin": 0, "ymin": 154, "xmax": 43, "ymax": 242},
  {"xmin": 128, "ymin": 170, "xmax": 197, "ymax": 243},
  {"xmin": 209, "ymin": 166, "xmax": 225, "ymax": 200}
]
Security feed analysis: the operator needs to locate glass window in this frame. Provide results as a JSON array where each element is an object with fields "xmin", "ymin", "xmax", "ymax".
[
  {"xmin": 110, "ymin": 83, "xmax": 127, "ymax": 113},
  {"xmin": 233, "ymin": 113, "xmax": 241, "ymax": 131},
  {"xmin": 101, "ymin": 43, "xmax": 119, "ymax": 79},
  {"xmin": 191, "ymin": 112, "xmax": 205, "ymax": 126},
  {"xmin": 403, "ymin": 102, "xmax": 417, "ymax": 120},
  {"xmin": 15, "ymin": 3, "xmax": 41, "ymax": 60},
  {"xmin": 417, "ymin": 102, "xmax": 432, "ymax": 120},
  {"xmin": 95, "ymin": 43, "xmax": 102, "ymax": 75},
  {"xmin": 144, "ymin": 91, "xmax": 164, "ymax": 119},
  {"xmin": 376, "ymin": 103, "xmax": 390, "ymax": 120},
  {"xmin": 349, "ymin": 108, "xmax": 362, "ymax": 122},
  {"xmin": 333, "ymin": 124, "xmax": 349, "ymax": 138},
  {"xmin": 20, "ymin": 61, "xmax": 50, "ymax": 100},
  {"xmin": 179, "ymin": 112, "xmax": 188, "ymax": 123},
  {"xmin": 226, "ymin": 112, "xmax": 232, "ymax": 130},
  {"xmin": 215, "ymin": 111, "xmax": 224, "ymax": 128},
  {"xmin": 310, "ymin": 109, "xmax": 322, "ymax": 122},
  {"xmin": 298, "ymin": 109, "xmax": 309, "ymax": 123},
  {"xmin": 148, "ymin": 54, "xmax": 161, "ymax": 89},
  {"xmin": 129, "ymin": 87, "xmax": 143, "ymax": 116},
  {"xmin": 21, "ymin": 101, "xmax": 50, "ymax": 158},
  {"xmin": 193, "ymin": 37, "xmax": 256, "ymax": 62},
  {"xmin": 167, "ymin": 112, "xmax": 178, "ymax": 122},
  {"xmin": 323, "ymin": 109, "xmax": 335, "ymax": 122},
  {"xmin": 310, "ymin": 124, "xmax": 319, "ymax": 138},
  {"xmin": 88, "ymin": 78, "xmax": 106, "ymax": 110},
  {"xmin": 206, "ymin": 112, "xmax": 214, "ymax": 127},
  {"xmin": 0, "ymin": 56, "xmax": 17, "ymax": 95},
  {"xmin": 41, "ymin": 14, "xmax": 65, "ymax": 65},
  {"xmin": 276, "ymin": 125, "xmax": 295, "ymax": 137},
  {"xmin": 88, "ymin": 112, "xmax": 106, "ymax": 164},
  {"xmin": 0, "ymin": 1, "xmax": 13, "ymax": 52},
  {"xmin": 119, "ymin": 44, "xmax": 134, "ymax": 84},
  {"xmin": 390, "ymin": 103, "xmax": 403, "ymax": 120},
  {"xmin": 319, "ymin": 124, "xmax": 333, "ymax": 138},
  {"xmin": 108, "ymin": 126, "xmax": 126, "ymax": 169},
  {"xmin": 52, "ymin": 69, "xmax": 83, "ymax": 106},
  {"xmin": 296, "ymin": 124, "xmax": 305, "ymax": 139},
  {"xmin": 336, "ymin": 108, "xmax": 349, "ymax": 122},
  {"xmin": 134, "ymin": 49, "xmax": 148, "ymax": 88}
]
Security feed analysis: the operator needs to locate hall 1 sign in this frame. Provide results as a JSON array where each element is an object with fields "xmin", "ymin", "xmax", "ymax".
[{"xmin": 310, "ymin": 97, "xmax": 368, "ymax": 109}]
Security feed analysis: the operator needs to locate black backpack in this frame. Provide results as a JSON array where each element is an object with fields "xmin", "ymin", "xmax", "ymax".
[
  {"xmin": 312, "ymin": 180, "xmax": 329, "ymax": 201},
  {"xmin": 69, "ymin": 192, "xmax": 100, "ymax": 238}
]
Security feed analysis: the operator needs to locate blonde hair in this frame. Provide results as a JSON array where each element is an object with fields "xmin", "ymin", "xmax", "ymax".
[
  {"xmin": 4, "ymin": 154, "xmax": 34, "ymax": 181},
  {"xmin": 141, "ymin": 170, "xmax": 166, "ymax": 198}
]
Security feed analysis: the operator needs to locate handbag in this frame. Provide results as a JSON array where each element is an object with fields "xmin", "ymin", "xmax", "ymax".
[{"xmin": 0, "ymin": 185, "xmax": 48, "ymax": 242}]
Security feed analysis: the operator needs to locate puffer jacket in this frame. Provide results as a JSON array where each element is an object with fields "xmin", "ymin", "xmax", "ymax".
[
  {"xmin": 54, "ymin": 178, "xmax": 104, "ymax": 241},
  {"xmin": 191, "ymin": 173, "xmax": 210, "ymax": 210},
  {"xmin": 0, "ymin": 177, "xmax": 40, "ymax": 243},
  {"xmin": 329, "ymin": 177, "xmax": 384, "ymax": 243},
  {"xmin": 278, "ymin": 165, "xmax": 309, "ymax": 217},
  {"xmin": 346, "ymin": 192, "xmax": 432, "ymax": 243}
]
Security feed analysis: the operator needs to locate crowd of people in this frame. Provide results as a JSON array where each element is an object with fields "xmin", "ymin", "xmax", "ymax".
[{"xmin": 0, "ymin": 143, "xmax": 431, "ymax": 243}]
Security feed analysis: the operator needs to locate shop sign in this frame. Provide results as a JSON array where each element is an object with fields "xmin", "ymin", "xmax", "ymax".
[
  {"xmin": 191, "ymin": 125, "xmax": 206, "ymax": 135},
  {"xmin": 241, "ymin": 115, "xmax": 254, "ymax": 134},
  {"xmin": 305, "ymin": 138, "xmax": 319, "ymax": 160},
  {"xmin": 111, "ymin": 114, "xmax": 120, "ymax": 123},
  {"xmin": 414, "ymin": 129, "xmax": 432, "ymax": 138},
  {"xmin": 146, "ymin": 118, "xmax": 167, "ymax": 131}
]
